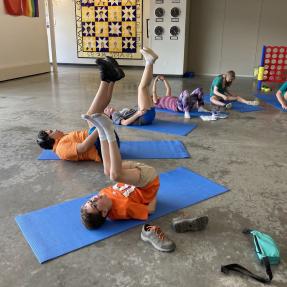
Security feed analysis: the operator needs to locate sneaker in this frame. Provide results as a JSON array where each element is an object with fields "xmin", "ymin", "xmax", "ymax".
[
  {"xmin": 141, "ymin": 224, "xmax": 176, "ymax": 252},
  {"xmin": 225, "ymin": 103, "xmax": 232, "ymax": 110},
  {"xmin": 104, "ymin": 56, "xmax": 125, "ymax": 80},
  {"xmin": 172, "ymin": 216, "xmax": 209, "ymax": 233},
  {"xmin": 211, "ymin": 111, "xmax": 218, "ymax": 120},
  {"xmin": 95, "ymin": 58, "xmax": 123, "ymax": 82},
  {"xmin": 216, "ymin": 112, "xmax": 229, "ymax": 119}
]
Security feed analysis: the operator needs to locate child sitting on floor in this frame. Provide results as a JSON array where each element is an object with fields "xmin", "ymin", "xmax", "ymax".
[{"xmin": 210, "ymin": 70, "xmax": 259, "ymax": 111}]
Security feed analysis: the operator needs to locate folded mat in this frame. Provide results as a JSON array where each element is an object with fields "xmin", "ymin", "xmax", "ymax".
[
  {"xmin": 155, "ymin": 108, "xmax": 211, "ymax": 118},
  {"xmin": 15, "ymin": 167, "xmax": 229, "ymax": 263},
  {"xmin": 38, "ymin": 140, "xmax": 190, "ymax": 160},
  {"xmin": 256, "ymin": 94, "xmax": 287, "ymax": 112},
  {"xmin": 203, "ymin": 95, "xmax": 264, "ymax": 112},
  {"xmin": 121, "ymin": 119, "xmax": 197, "ymax": 136}
]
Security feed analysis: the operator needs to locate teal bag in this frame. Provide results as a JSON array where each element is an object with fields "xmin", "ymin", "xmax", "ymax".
[{"xmin": 221, "ymin": 229, "xmax": 280, "ymax": 283}]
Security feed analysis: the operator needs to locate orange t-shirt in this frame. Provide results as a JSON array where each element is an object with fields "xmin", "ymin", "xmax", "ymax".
[
  {"xmin": 100, "ymin": 176, "xmax": 160, "ymax": 220},
  {"xmin": 53, "ymin": 130, "xmax": 101, "ymax": 162}
]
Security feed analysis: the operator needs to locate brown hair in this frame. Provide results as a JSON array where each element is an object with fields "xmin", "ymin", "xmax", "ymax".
[
  {"xmin": 226, "ymin": 70, "xmax": 235, "ymax": 79},
  {"xmin": 80, "ymin": 205, "xmax": 106, "ymax": 229}
]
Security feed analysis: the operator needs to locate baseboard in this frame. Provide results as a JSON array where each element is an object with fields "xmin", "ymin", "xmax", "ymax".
[{"xmin": 0, "ymin": 62, "xmax": 51, "ymax": 82}]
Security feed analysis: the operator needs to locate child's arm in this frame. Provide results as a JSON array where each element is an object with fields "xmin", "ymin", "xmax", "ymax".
[
  {"xmin": 160, "ymin": 76, "xmax": 172, "ymax": 97},
  {"xmin": 76, "ymin": 129, "xmax": 99, "ymax": 154},
  {"xmin": 276, "ymin": 90, "xmax": 287, "ymax": 109},
  {"xmin": 120, "ymin": 110, "xmax": 146, "ymax": 126},
  {"xmin": 213, "ymin": 86, "xmax": 228, "ymax": 100},
  {"xmin": 152, "ymin": 76, "xmax": 160, "ymax": 103}
]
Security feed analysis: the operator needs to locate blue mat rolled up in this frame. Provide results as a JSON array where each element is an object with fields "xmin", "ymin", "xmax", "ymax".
[{"xmin": 15, "ymin": 167, "xmax": 229, "ymax": 263}]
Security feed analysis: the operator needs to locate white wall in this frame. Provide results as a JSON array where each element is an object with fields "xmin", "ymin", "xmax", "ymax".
[
  {"xmin": 52, "ymin": 0, "xmax": 150, "ymax": 66},
  {"xmin": 0, "ymin": 1, "xmax": 50, "ymax": 81},
  {"xmin": 188, "ymin": 0, "xmax": 287, "ymax": 77}
]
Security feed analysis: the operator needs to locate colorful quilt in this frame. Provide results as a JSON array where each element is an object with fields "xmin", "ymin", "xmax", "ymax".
[{"xmin": 75, "ymin": 0, "xmax": 143, "ymax": 59}]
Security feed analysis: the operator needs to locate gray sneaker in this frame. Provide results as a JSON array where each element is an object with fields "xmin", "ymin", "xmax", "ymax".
[
  {"xmin": 172, "ymin": 216, "xmax": 209, "ymax": 233},
  {"xmin": 141, "ymin": 224, "xmax": 176, "ymax": 252}
]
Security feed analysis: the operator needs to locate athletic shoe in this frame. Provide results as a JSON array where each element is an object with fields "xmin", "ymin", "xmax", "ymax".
[
  {"xmin": 104, "ymin": 56, "xmax": 125, "ymax": 80},
  {"xmin": 216, "ymin": 112, "xmax": 228, "ymax": 119},
  {"xmin": 172, "ymin": 215, "xmax": 209, "ymax": 233},
  {"xmin": 141, "ymin": 224, "xmax": 176, "ymax": 252},
  {"xmin": 140, "ymin": 47, "xmax": 158, "ymax": 64},
  {"xmin": 95, "ymin": 58, "xmax": 123, "ymax": 82},
  {"xmin": 211, "ymin": 111, "xmax": 219, "ymax": 120},
  {"xmin": 225, "ymin": 103, "xmax": 232, "ymax": 110}
]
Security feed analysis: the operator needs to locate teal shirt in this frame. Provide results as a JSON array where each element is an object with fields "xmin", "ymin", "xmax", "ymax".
[
  {"xmin": 210, "ymin": 75, "xmax": 226, "ymax": 96},
  {"xmin": 279, "ymin": 81, "xmax": 287, "ymax": 94}
]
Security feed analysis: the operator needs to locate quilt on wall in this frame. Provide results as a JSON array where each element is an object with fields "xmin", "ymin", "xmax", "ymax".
[{"xmin": 75, "ymin": 0, "xmax": 143, "ymax": 59}]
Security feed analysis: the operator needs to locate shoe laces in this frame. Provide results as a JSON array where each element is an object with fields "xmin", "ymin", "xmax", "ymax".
[{"xmin": 146, "ymin": 225, "xmax": 166, "ymax": 240}]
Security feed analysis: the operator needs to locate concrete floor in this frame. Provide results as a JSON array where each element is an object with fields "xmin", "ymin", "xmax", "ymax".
[{"xmin": 0, "ymin": 66, "xmax": 286, "ymax": 287}]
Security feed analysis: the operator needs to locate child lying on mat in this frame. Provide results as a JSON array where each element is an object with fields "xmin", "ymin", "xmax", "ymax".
[
  {"xmin": 210, "ymin": 70, "xmax": 259, "ymax": 111},
  {"xmin": 104, "ymin": 47, "xmax": 158, "ymax": 126},
  {"xmin": 80, "ymin": 113, "xmax": 159, "ymax": 229},
  {"xmin": 275, "ymin": 81, "xmax": 287, "ymax": 110},
  {"xmin": 36, "ymin": 56, "xmax": 125, "ymax": 161},
  {"xmin": 152, "ymin": 75, "xmax": 209, "ymax": 119}
]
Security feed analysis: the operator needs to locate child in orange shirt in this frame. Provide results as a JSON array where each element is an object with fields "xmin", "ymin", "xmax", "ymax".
[
  {"xmin": 80, "ymin": 113, "xmax": 160, "ymax": 227},
  {"xmin": 36, "ymin": 57, "xmax": 124, "ymax": 161}
]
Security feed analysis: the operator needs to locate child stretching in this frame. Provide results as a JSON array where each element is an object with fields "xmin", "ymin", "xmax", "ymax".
[
  {"xmin": 152, "ymin": 75, "xmax": 209, "ymax": 119},
  {"xmin": 210, "ymin": 70, "xmax": 259, "ymax": 110},
  {"xmin": 104, "ymin": 47, "xmax": 158, "ymax": 126},
  {"xmin": 36, "ymin": 57, "xmax": 123, "ymax": 161},
  {"xmin": 80, "ymin": 113, "xmax": 175, "ymax": 252}
]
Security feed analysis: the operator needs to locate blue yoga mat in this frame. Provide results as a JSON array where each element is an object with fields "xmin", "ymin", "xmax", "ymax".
[
  {"xmin": 155, "ymin": 108, "xmax": 211, "ymax": 118},
  {"xmin": 121, "ymin": 119, "xmax": 197, "ymax": 136},
  {"xmin": 203, "ymin": 95, "xmax": 264, "ymax": 112},
  {"xmin": 37, "ymin": 140, "xmax": 190, "ymax": 160},
  {"xmin": 256, "ymin": 94, "xmax": 287, "ymax": 112},
  {"xmin": 15, "ymin": 167, "xmax": 229, "ymax": 263}
]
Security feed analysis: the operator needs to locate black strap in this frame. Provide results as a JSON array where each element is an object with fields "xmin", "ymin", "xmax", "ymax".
[{"xmin": 221, "ymin": 258, "xmax": 272, "ymax": 284}]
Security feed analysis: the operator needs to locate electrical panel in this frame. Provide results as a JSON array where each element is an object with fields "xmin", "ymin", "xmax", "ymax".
[{"xmin": 149, "ymin": 0, "xmax": 190, "ymax": 75}]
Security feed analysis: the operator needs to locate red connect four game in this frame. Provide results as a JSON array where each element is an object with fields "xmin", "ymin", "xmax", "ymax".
[{"xmin": 257, "ymin": 46, "xmax": 287, "ymax": 90}]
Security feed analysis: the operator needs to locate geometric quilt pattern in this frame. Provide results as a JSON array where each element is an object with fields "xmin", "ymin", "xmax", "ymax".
[{"xmin": 75, "ymin": 0, "xmax": 143, "ymax": 59}]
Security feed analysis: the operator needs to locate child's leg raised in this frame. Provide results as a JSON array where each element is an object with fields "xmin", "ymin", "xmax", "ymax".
[{"xmin": 137, "ymin": 48, "xmax": 158, "ymax": 111}]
